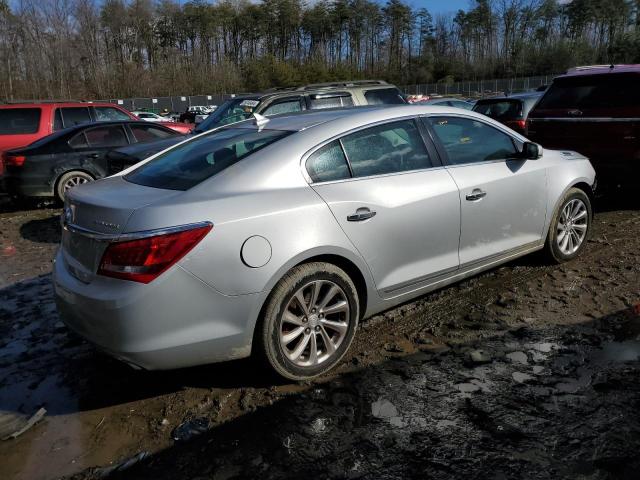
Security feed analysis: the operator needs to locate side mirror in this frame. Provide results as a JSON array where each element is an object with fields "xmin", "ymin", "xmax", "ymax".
[{"xmin": 522, "ymin": 141, "xmax": 542, "ymax": 160}]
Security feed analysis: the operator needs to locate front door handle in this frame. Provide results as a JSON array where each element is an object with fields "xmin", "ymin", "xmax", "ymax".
[
  {"xmin": 86, "ymin": 153, "xmax": 100, "ymax": 159},
  {"xmin": 466, "ymin": 189, "xmax": 487, "ymax": 201},
  {"xmin": 347, "ymin": 207, "xmax": 376, "ymax": 222}
]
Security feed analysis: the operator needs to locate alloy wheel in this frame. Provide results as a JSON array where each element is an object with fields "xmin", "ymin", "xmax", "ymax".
[
  {"xmin": 556, "ymin": 198, "xmax": 588, "ymax": 255},
  {"xmin": 63, "ymin": 175, "xmax": 90, "ymax": 192},
  {"xmin": 279, "ymin": 280, "xmax": 350, "ymax": 367}
]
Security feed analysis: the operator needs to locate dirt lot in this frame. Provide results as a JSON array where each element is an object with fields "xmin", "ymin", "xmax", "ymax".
[{"xmin": 0, "ymin": 193, "xmax": 639, "ymax": 480}]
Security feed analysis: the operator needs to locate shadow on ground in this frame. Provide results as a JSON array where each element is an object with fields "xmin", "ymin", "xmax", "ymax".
[{"xmin": 88, "ymin": 306, "xmax": 640, "ymax": 480}]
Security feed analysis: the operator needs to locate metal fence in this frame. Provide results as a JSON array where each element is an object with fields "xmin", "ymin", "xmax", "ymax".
[
  {"xmin": 99, "ymin": 94, "xmax": 234, "ymax": 114},
  {"xmin": 94, "ymin": 74, "xmax": 560, "ymax": 112},
  {"xmin": 401, "ymin": 75, "xmax": 559, "ymax": 97}
]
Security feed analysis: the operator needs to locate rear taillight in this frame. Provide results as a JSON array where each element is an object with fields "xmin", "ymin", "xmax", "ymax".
[
  {"xmin": 5, "ymin": 154, "xmax": 26, "ymax": 167},
  {"xmin": 98, "ymin": 224, "xmax": 212, "ymax": 283}
]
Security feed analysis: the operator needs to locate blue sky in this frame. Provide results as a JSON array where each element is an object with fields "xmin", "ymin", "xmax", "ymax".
[{"xmin": 410, "ymin": 0, "xmax": 471, "ymax": 15}]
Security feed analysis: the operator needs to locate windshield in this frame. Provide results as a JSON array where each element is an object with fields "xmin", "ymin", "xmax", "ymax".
[
  {"xmin": 125, "ymin": 127, "xmax": 292, "ymax": 190},
  {"xmin": 194, "ymin": 98, "xmax": 261, "ymax": 133}
]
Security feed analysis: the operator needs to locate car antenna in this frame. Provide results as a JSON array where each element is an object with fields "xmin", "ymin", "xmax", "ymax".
[{"xmin": 253, "ymin": 113, "xmax": 269, "ymax": 130}]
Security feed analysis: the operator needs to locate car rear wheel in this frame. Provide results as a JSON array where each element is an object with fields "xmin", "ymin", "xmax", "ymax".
[
  {"xmin": 544, "ymin": 187, "xmax": 592, "ymax": 263},
  {"xmin": 256, "ymin": 262, "xmax": 359, "ymax": 381},
  {"xmin": 56, "ymin": 171, "xmax": 94, "ymax": 203}
]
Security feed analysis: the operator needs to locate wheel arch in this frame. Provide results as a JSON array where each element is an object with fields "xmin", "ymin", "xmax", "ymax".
[{"xmin": 248, "ymin": 248, "xmax": 376, "ymax": 354}]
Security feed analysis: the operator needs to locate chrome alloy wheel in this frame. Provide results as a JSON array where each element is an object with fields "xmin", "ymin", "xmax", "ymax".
[
  {"xmin": 280, "ymin": 280, "xmax": 350, "ymax": 367},
  {"xmin": 63, "ymin": 175, "xmax": 90, "ymax": 192},
  {"xmin": 556, "ymin": 198, "xmax": 588, "ymax": 255}
]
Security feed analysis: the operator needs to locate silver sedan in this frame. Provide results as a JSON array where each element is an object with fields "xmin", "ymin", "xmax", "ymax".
[{"xmin": 53, "ymin": 106, "xmax": 596, "ymax": 380}]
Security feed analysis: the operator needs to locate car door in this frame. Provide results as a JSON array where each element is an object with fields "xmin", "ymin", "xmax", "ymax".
[
  {"xmin": 308, "ymin": 118, "xmax": 461, "ymax": 297},
  {"xmin": 424, "ymin": 115, "xmax": 547, "ymax": 266},
  {"xmin": 67, "ymin": 125, "xmax": 130, "ymax": 178}
]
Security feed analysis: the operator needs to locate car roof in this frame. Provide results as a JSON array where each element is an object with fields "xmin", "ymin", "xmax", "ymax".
[
  {"xmin": 230, "ymin": 81, "xmax": 398, "ymax": 101},
  {"xmin": 226, "ymin": 104, "xmax": 498, "ymax": 133},
  {"xmin": 561, "ymin": 64, "xmax": 640, "ymax": 77}
]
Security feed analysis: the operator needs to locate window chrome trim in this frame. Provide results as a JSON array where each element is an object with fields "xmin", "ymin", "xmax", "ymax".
[
  {"xmin": 301, "ymin": 115, "xmax": 438, "ymax": 185},
  {"xmin": 62, "ymin": 221, "xmax": 213, "ymax": 242}
]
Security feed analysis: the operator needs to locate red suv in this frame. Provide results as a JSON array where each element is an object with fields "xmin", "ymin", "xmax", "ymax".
[{"xmin": 527, "ymin": 65, "xmax": 640, "ymax": 185}]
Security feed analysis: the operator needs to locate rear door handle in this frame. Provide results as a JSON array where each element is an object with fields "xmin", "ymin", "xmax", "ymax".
[
  {"xmin": 86, "ymin": 153, "xmax": 100, "ymax": 159},
  {"xmin": 466, "ymin": 189, "xmax": 487, "ymax": 201},
  {"xmin": 347, "ymin": 207, "xmax": 376, "ymax": 222}
]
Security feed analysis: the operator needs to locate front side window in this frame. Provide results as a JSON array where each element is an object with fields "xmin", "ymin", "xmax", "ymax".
[
  {"xmin": 94, "ymin": 106, "xmax": 131, "ymax": 121},
  {"xmin": 60, "ymin": 107, "xmax": 91, "ymax": 127},
  {"xmin": 125, "ymin": 127, "xmax": 292, "ymax": 190},
  {"xmin": 0, "ymin": 108, "xmax": 41, "ymax": 134},
  {"xmin": 363, "ymin": 88, "xmax": 405, "ymax": 105},
  {"xmin": 426, "ymin": 116, "xmax": 517, "ymax": 165},
  {"xmin": 262, "ymin": 98, "xmax": 303, "ymax": 116},
  {"xmin": 341, "ymin": 119, "xmax": 432, "ymax": 177},
  {"xmin": 306, "ymin": 141, "xmax": 350, "ymax": 183}
]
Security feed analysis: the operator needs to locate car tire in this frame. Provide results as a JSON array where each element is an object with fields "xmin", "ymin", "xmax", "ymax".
[
  {"xmin": 544, "ymin": 187, "xmax": 592, "ymax": 263},
  {"xmin": 56, "ymin": 171, "xmax": 94, "ymax": 203},
  {"xmin": 256, "ymin": 262, "xmax": 359, "ymax": 381}
]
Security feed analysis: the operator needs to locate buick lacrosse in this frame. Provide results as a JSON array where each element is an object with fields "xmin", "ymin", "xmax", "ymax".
[{"xmin": 54, "ymin": 106, "xmax": 596, "ymax": 380}]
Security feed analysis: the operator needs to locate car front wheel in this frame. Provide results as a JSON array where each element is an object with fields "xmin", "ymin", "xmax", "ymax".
[
  {"xmin": 544, "ymin": 187, "xmax": 592, "ymax": 263},
  {"xmin": 256, "ymin": 262, "xmax": 359, "ymax": 381}
]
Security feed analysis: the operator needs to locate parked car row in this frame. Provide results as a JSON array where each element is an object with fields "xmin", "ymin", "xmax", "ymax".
[{"xmin": 0, "ymin": 80, "xmax": 406, "ymax": 201}]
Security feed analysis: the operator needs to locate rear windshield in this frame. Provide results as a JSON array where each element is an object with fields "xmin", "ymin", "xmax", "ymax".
[
  {"xmin": 473, "ymin": 99, "xmax": 523, "ymax": 120},
  {"xmin": 536, "ymin": 73, "xmax": 640, "ymax": 110},
  {"xmin": 125, "ymin": 127, "xmax": 291, "ymax": 190},
  {"xmin": 0, "ymin": 108, "xmax": 41, "ymax": 135},
  {"xmin": 364, "ymin": 88, "xmax": 405, "ymax": 105}
]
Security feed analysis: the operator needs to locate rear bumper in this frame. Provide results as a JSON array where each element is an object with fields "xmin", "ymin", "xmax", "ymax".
[
  {"xmin": 53, "ymin": 249, "xmax": 260, "ymax": 370},
  {"xmin": 3, "ymin": 174, "xmax": 53, "ymax": 197}
]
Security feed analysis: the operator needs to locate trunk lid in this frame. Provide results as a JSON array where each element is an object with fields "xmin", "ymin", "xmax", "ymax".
[{"xmin": 62, "ymin": 176, "xmax": 182, "ymax": 280}]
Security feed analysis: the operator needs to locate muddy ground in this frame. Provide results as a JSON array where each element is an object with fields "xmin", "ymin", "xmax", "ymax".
[{"xmin": 0, "ymin": 192, "xmax": 639, "ymax": 480}]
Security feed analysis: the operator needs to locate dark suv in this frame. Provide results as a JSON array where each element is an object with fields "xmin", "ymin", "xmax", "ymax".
[
  {"xmin": 473, "ymin": 92, "xmax": 542, "ymax": 135},
  {"xmin": 526, "ymin": 65, "xmax": 640, "ymax": 184}
]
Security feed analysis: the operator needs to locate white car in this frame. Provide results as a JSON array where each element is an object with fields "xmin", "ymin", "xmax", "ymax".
[{"xmin": 132, "ymin": 111, "xmax": 171, "ymax": 123}]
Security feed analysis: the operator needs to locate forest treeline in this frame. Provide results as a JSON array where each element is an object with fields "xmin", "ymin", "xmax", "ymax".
[{"xmin": 0, "ymin": 0, "xmax": 639, "ymax": 101}]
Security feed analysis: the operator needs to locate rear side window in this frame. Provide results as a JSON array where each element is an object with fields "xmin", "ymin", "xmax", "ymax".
[
  {"xmin": 0, "ymin": 108, "xmax": 41, "ymax": 134},
  {"xmin": 341, "ymin": 119, "xmax": 432, "ymax": 177},
  {"xmin": 306, "ymin": 141, "xmax": 350, "ymax": 182},
  {"xmin": 125, "ymin": 127, "xmax": 292, "ymax": 190},
  {"xmin": 61, "ymin": 107, "xmax": 91, "ymax": 127},
  {"xmin": 473, "ymin": 100, "xmax": 523, "ymax": 120},
  {"xmin": 262, "ymin": 98, "xmax": 303, "ymax": 116},
  {"xmin": 71, "ymin": 125, "xmax": 128, "ymax": 148},
  {"xmin": 130, "ymin": 124, "xmax": 176, "ymax": 142},
  {"xmin": 426, "ymin": 117, "xmax": 517, "ymax": 165},
  {"xmin": 94, "ymin": 106, "xmax": 131, "ymax": 121},
  {"xmin": 536, "ymin": 73, "xmax": 640, "ymax": 110},
  {"xmin": 309, "ymin": 94, "xmax": 354, "ymax": 109},
  {"xmin": 364, "ymin": 88, "xmax": 405, "ymax": 105}
]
